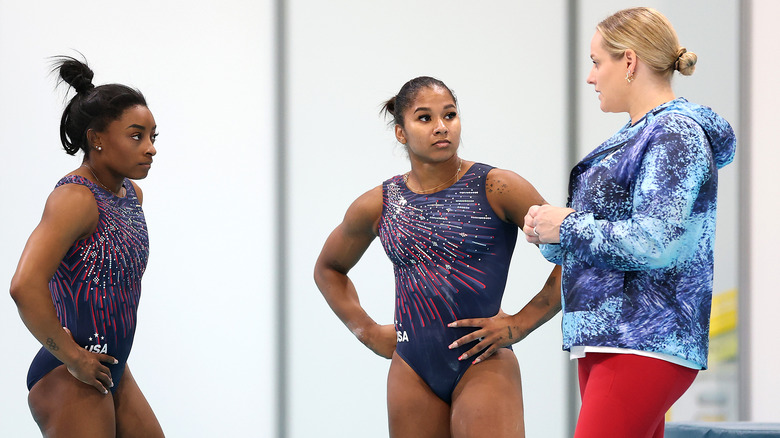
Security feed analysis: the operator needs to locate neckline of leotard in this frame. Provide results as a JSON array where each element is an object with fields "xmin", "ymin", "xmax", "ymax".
[
  {"xmin": 60, "ymin": 174, "xmax": 131, "ymax": 199},
  {"xmin": 400, "ymin": 162, "xmax": 478, "ymax": 195}
]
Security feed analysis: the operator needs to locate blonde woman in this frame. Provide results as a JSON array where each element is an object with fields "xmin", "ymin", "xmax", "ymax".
[{"xmin": 523, "ymin": 8, "xmax": 736, "ymax": 437}]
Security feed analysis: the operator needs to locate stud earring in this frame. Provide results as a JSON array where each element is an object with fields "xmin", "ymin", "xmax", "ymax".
[{"xmin": 625, "ymin": 70, "xmax": 634, "ymax": 83}]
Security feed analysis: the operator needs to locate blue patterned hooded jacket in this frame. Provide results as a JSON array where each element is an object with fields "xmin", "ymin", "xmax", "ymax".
[{"xmin": 540, "ymin": 98, "xmax": 736, "ymax": 369}]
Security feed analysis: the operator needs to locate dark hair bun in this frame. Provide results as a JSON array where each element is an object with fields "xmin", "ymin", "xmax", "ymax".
[
  {"xmin": 56, "ymin": 57, "xmax": 95, "ymax": 94},
  {"xmin": 51, "ymin": 54, "xmax": 148, "ymax": 156},
  {"xmin": 381, "ymin": 97, "xmax": 397, "ymax": 122}
]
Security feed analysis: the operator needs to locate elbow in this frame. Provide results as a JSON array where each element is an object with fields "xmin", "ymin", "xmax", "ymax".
[
  {"xmin": 648, "ymin": 234, "xmax": 687, "ymax": 269},
  {"xmin": 314, "ymin": 255, "xmax": 349, "ymax": 288},
  {"xmin": 313, "ymin": 258, "xmax": 328, "ymax": 290},
  {"xmin": 631, "ymin": 242, "xmax": 680, "ymax": 270},
  {"xmin": 644, "ymin": 256, "xmax": 675, "ymax": 270},
  {"xmin": 9, "ymin": 274, "xmax": 25, "ymax": 305},
  {"xmin": 313, "ymin": 259, "xmax": 335, "ymax": 293},
  {"xmin": 313, "ymin": 266, "xmax": 323, "ymax": 290},
  {"xmin": 9, "ymin": 272, "xmax": 43, "ymax": 306}
]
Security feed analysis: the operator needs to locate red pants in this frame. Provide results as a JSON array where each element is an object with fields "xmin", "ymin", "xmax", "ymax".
[{"xmin": 575, "ymin": 353, "xmax": 699, "ymax": 438}]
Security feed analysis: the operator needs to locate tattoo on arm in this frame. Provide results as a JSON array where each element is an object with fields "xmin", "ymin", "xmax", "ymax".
[
  {"xmin": 507, "ymin": 326, "xmax": 514, "ymax": 340},
  {"xmin": 46, "ymin": 338, "xmax": 59, "ymax": 351},
  {"xmin": 487, "ymin": 179, "xmax": 509, "ymax": 194}
]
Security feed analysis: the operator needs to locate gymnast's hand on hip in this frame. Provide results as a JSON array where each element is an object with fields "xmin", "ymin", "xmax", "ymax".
[
  {"xmin": 447, "ymin": 310, "xmax": 520, "ymax": 364},
  {"xmin": 62, "ymin": 327, "xmax": 117, "ymax": 394},
  {"xmin": 357, "ymin": 323, "xmax": 397, "ymax": 359}
]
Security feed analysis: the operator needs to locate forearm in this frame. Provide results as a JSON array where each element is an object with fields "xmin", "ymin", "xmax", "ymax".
[
  {"xmin": 560, "ymin": 211, "xmax": 688, "ymax": 270},
  {"xmin": 10, "ymin": 280, "xmax": 81, "ymax": 365},
  {"xmin": 561, "ymin": 126, "xmax": 711, "ymax": 270},
  {"xmin": 314, "ymin": 266, "xmax": 381, "ymax": 341},
  {"xmin": 510, "ymin": 265, "xmax": 562, "ymax": 340}
]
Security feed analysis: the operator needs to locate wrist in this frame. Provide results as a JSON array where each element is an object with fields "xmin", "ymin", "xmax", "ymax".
[
  {"xmin": 507, "ymin": 313, "xmax": 530, "ymax": 342},
  {"xmin": 349, "ymin": 320, "xmax": 377, "ymax": 344},
  {"xmin": 558, "ymin": 209, "xmax": 580, "ymax": 247},
  {"xmin": 44, "ymin": 334, "xmax": 81, "ymax": 365}
]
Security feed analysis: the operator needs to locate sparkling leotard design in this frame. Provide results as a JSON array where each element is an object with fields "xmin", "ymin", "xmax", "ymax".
[
  {"xmin": 378, "ymin": 163, "xmax": 517, "ymax": 403},
  {"xmin": 27, "ymin": 175, "xmax": 149, "ymax": 392}
]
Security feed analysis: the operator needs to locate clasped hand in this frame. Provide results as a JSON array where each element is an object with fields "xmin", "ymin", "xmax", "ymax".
[{"xmin": 523, "ymin": 204, "xmax": 575, "ymax": 244}]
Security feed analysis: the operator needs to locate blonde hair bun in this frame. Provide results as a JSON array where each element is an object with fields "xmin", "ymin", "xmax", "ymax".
[
  {"xmin": 597, "ymin": 7, "xmax": 697, "ymax": 78},
  {"xmin": 675, "ymin": 48, "xmax": 698, "ymax": 76}
]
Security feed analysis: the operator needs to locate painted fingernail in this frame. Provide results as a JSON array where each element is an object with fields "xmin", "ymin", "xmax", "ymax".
[
  {"xmin": 472, "ymin": 358, "xmax": 482, "ymax": 365},
  {"xmin": 458, "ymin": 354, "xmax": 467, "ymax": 361},
  {"xmin": 448, "ymin": 322, "xmax": 456, "ymax": 327},
  {"xmin": 449, "ymin": 342, "xmax": 458, "ymax": 349},
  {"xmin": 113, "ymin": 359, "xmax": 118, "ymax": 364},
  {"xmin": 103, "ymin": 389, "xmax": 108, "ymax": 394}
]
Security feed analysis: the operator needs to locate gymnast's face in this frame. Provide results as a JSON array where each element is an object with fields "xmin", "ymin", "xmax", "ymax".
[
  {"xmin": 91, "ymin": 105, "xmax": 158, "ymax": 180},
  {"xmin": 395, "ymin": 86, "xmax": 461, "ymax": 164},
  {"xmin": 587, "ymin": 31, "xmax": 630, "ymax": 114}
]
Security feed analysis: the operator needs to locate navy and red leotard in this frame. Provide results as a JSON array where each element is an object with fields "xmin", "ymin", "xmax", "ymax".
[
  {"xmin": 26, "ymin": 175, "xmax": 149, "ymax": 393},
  {"xmin": 378, "ymin": 163, "xmax": 518, "ymax": 403}
]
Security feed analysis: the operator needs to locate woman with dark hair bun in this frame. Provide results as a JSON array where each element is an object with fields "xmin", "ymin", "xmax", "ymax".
[
  {"xmin": 10, "ymin": 56, "xmax": 163, "ymax": 437},
  {"xmin": 314, "ymin": 76, "xmax": 561, "ymax": 437}
]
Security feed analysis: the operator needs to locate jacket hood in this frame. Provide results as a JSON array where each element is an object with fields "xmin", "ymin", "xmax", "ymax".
[{"xmin": 661, "ymin": 98, "xmax": 736, "ymax": 169}]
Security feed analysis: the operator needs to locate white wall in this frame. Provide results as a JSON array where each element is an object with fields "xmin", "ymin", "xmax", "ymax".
[
  {"xmin": 0, "ymin": 1, "xmax": 276, "ymax": 436},
  {"xmin": 747, "ymin": 0, "xmax": 780, "ymax": 422}
]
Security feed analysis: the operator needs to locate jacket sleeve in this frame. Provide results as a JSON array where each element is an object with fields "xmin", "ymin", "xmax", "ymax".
[
  {"xmin": 559, "ymin": 115, "xmax": 714, "ymax": 271},
  {"xmin": 539, "ymin": 243, "xmax": 564, "ymax": 264}
]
